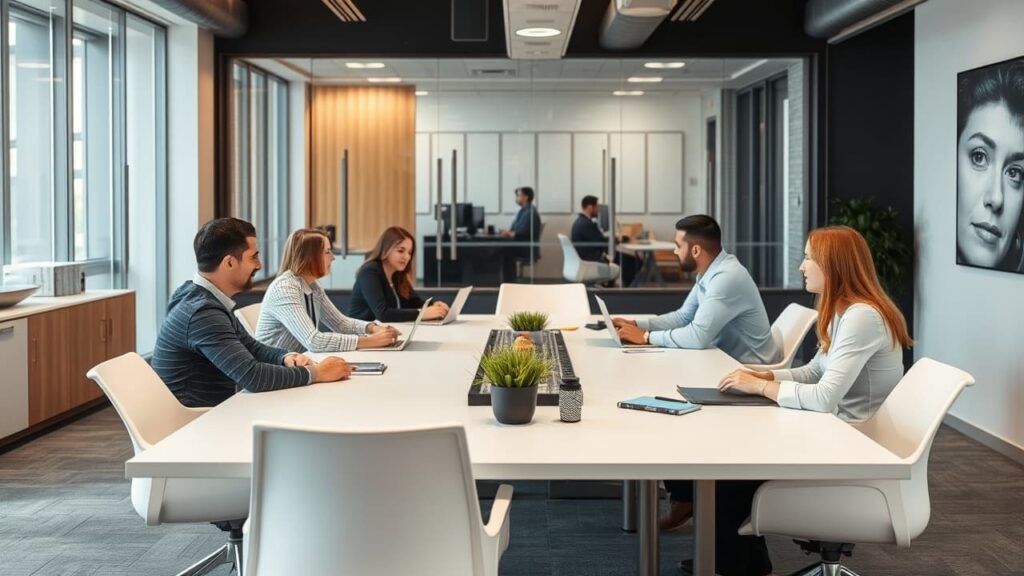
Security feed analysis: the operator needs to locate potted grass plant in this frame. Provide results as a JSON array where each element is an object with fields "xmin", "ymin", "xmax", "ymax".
[
  {"xmin": 506, "ymin": 311, "xmax": 549, "ymax": 332},
  {"xmin": 480, "ymin": 346, "xmax": 554, "ymax": 425}
]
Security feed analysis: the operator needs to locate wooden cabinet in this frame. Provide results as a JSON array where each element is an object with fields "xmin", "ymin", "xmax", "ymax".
[{"xmin": 26, "ymin": 292, "xmax": 136, "ymax": 426}]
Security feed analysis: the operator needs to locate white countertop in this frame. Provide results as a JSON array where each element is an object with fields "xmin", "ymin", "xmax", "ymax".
[{"xmin": 0, "ymin": 290, "xmax": 133, "ymax": 323}]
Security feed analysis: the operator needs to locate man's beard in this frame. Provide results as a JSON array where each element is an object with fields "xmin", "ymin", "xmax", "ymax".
[
  {"xmin": 242, "ymin": 272, "xmax": 256, "ymax": 291},
  {"xmin": 679, "ymin": 252, "xmax": 697, "ymax": 273}
]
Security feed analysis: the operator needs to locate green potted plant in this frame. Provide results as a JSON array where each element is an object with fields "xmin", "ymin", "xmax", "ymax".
[
  {"xmin": 830, "ymin": 197, "xmax": 912, "ymax": 296},
  {"xmin": 480, "ymin": 346, "xmax": 554, "ymax": 425},
  {"xmin": 506, "ymin": 311, "xmax": 549, "ymax": 332}
]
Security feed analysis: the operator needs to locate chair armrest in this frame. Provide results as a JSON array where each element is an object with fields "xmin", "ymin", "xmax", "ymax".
[{"xmin": 484, "ymin": 483, "xmax": 514, "ymax": 539}]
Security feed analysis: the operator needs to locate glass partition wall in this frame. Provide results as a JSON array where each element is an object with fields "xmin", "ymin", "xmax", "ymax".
[{"xmin": 227, "ymin": 56, "xmax": 810, "ymax": 292}]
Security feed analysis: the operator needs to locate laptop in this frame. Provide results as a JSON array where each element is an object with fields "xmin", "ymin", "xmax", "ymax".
[
  {"xmin": 595, "ymin": 295, "xmax": 657, "ymax": 349},
  {"xmin": 422, "ymin": 286, "xmax": 472, "ymax": 325},
  {"xmin": 366, "ymin": 298, "xmax": 432, "ymax": 352},
  {"xmin": 675, "ymin": 386, "xmax": 776, "ymax": 406}
]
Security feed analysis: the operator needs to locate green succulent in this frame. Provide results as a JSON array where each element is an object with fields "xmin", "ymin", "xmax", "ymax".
[
  {"xmin": 829, "ymin": 197, "xmax": 912, "ymax": 297},
  {"xmin": 507, "ymin": 311, "xmax": 549, "ymax": 332},
  {"xmin": 479, "ymin": 346, "xmax": 554, "ymax": 388}
]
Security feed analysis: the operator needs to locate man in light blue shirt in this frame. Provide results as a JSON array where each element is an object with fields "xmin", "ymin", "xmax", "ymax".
[{"xmin": 613, "ymin": 215, "xmax": 780, "ymax": 365}]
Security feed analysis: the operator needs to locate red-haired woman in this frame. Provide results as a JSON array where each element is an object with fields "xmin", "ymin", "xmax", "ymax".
[{"xmin": 348, "ymin": 227, "xmax": 449, "ymax": 322}]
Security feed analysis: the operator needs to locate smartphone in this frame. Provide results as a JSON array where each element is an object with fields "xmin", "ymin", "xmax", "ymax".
[
  {"xmin": 350, "ymin": 361, "xmax": 387, "ymax": 375},
  {"xmin": 585, "ymin": 320, "xmax": 607, "ymax": 331}
]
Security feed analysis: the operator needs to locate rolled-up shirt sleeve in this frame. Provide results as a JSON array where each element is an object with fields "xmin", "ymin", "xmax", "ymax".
[{"xmin": 773, "ymin": 307, "xmax": 882, "ymax": 413}]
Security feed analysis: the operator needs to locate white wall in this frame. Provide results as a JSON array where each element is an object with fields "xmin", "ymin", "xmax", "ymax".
[
  {"xmin": 413, "ymin": 91, "xmax": 707, "ymax": 280},
  {"xmin": 915, "ymin": 0, "xmax": 1024, "ymax": 452},
  {"xmin": 166, "ymin": 24, "xmax": 215, "ymax": 293}
]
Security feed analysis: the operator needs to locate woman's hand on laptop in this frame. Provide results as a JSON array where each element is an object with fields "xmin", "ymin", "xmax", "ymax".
[
  {"xmin": 718, "ymin": 369, "xmax": 775, "ymax": 396},
  {"xmin": 611, "ymin": 317, "xmax": 637, "ymax": 328},
  {"xmin": 360, "ymin": 325, "xmax": 401, "ymax": 349},
  {"xmin": 424, "ymin": 301, "xmax": 449, "ymax": 320}
]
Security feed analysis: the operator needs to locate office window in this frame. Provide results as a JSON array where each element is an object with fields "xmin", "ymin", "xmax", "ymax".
[{"xmin": 227, "ymin": 62, "xmax": 289, "ymax": 279}]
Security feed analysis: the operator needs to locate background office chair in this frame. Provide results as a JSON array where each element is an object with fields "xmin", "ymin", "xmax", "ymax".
[
  {"xmin": 557, "ymin": 234, "xmax": 620, "ymax": 285},
  {"xmin": 245, "ymin": 423, "xmax": 513, "ymax": 576},
  {"xmin": 234, "ymin": 303, "xmax": 261, "ymax": 337},
  {"xmin": 738, "ymin": 358, "xmax": 975, "ymax": 576},
  {"xmin": 495, "ymin": 282, "xmax": 590, "ymax": 326},
  {"xmin": 744, "ymin": 303, "xmax": 818, "ymax": 372},
  {"xmin": 87, "ymin": 353, "xmax": 250, "ymax": 576}
]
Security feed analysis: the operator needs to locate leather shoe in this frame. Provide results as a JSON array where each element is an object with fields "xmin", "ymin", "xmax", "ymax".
[{"xmin": 659, "ymin": 500, "xmax": 693, "ymax": 532}]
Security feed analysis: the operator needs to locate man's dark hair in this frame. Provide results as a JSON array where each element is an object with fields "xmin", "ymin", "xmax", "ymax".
[
  {"xmin": 194, "ymin": 217, "xmax": 257, "ymax": 273},
  {"xmin": 516, "ymin": 186, "xmax": 535, "ymax": 202},
  {"xmin": 675, "ymin": 214, "xmax": 722, "ymax": 254},
  {"xmin": 581, "ymin": 195, "xmax": 599, "ymax": 210}
]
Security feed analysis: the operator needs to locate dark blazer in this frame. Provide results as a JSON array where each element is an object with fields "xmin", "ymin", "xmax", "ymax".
[
  {"xmin": 151, "ymin": 281, "xmax": 310, "ymax": 407},
  {"xmin": 347, "ymin": 260, "xmax": 426, "ymax": 322},
  {"xmin": 570, "ymin": 213, "xmax": 607, "ymax": 261}
]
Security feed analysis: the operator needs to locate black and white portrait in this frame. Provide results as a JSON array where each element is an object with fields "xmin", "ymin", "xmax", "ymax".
[{"xmin": 956, "ymin": 57, "xmax": 1024, "ymax": 274}]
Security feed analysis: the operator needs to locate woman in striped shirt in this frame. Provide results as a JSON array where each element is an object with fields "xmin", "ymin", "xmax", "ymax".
[{"xmin": 256, "ymin": 228, "xmax": 401, "ymax": 352}]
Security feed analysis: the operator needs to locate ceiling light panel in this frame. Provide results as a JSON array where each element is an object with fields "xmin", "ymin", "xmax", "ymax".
[
  {"xmin": 644, "ymin": 62, "xmax": 685, "ymax": 69},
  {"xmin": 504, "ymin": 0, "xmax": 582, "ymax": 60},
  {"xmin": 613, "ymin": 90, "xmax": 644, "ymax": 96},
  {"xmin": 627, "ymin": 76, "xmax": 663, "ymax": 83}
]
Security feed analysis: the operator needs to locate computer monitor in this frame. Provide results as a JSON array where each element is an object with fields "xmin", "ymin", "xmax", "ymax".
[
  {"xmin": 436, "ymin": 203, "xmax": 476, "ymax": 234},
  {"xmin": 597, "ymin": 204, "xmax": 610, "ymax": 232},
  {"xmin": 472, "ymin": 206, "xmax": 485, "ymax": 232}
]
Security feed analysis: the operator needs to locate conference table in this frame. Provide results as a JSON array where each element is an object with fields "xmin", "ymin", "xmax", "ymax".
[{"xmin": 126, "ymin": 315, "xmax": 908, "ymax": 576}]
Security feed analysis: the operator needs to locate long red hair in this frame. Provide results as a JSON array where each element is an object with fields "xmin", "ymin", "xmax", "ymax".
[
  {"xmin": 808, "ymin": 226, "xmax": 913, "ymax": 352},
  {"xmin": 362, "ymin": 226, "xmax": 415, "ymax": 299}
]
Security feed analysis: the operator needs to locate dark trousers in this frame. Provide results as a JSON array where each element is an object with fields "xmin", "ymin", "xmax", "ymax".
[{"xmin": 664, "ymin": 479, "xmax": 772, "ymax": 576}]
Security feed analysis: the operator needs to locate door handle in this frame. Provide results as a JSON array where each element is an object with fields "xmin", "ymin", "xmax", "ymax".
[
  {"xmin": 0, "ymin": 325, "xmax": 14, "ymax": 336},
  {"xmin": 450, "ymin": 149, "xmax": 458, "ymax": 261},
  {"xmin": 436, "ymin": 157, "xmax": 443, "ymax": 261},
  {"xmin": 339, "ymin": 149, "xmax": 350, "ymax": 258}
]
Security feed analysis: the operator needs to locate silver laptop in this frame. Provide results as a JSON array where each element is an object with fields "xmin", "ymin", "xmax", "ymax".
[
  {"xmin": 595, "ymin": 295, "xmax": 657, "ymax": 349},
  {"xmin": 367, "ymin": 298, "xmax": 432, "ymax": 351},
  {"xmin": 422, "ymin": 286, "xmax": 472, "ymax": 325}
]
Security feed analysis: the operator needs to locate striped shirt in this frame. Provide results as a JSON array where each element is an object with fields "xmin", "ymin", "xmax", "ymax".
[
  {"xmin": 256, "ymin": 270, "xmax": 371, "ymax": 353},
  {"xmin": 151, "ymin": 278, "xmax": 311, "ymax": 407}
]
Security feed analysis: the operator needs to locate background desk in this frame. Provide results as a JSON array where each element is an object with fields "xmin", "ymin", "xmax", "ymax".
[
  {"xmin": 126, "ymin": 315, "xmax": 906, "ymax": 576},
  {"xmin": 422, "ymin": 236, "xmax": 539, "ymax": 286},
  {"xmin": 618, "ymin": 240, "xmax": 678, "ymax": 286}
]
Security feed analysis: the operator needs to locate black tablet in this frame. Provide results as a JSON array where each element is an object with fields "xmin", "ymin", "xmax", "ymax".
[{"xmin": 675, "ymin": 386, "xmax": 776, "ymax": 406}]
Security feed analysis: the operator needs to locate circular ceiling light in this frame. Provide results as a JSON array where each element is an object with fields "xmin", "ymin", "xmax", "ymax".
[
  {"xmin": 515, "ymin": 27, "xmax": 561, "ymax": 38},
  {"xmin": 644, "ymin": 62, "xmax": 685, "ymax": 69}
]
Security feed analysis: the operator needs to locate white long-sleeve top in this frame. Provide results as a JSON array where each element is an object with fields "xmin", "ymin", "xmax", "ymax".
[
  {"xmin": 772, "ymin": 303, "xmax": 904, "ymax": 422},
  {"xmin": 255, "ymin": 271, "xmax": 371, "ymax": 353}
]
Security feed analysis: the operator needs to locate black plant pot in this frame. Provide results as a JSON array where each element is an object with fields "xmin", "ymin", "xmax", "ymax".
[{"xmin": 490, "ymin": 385, "xmax": 539, "ymax": 425}]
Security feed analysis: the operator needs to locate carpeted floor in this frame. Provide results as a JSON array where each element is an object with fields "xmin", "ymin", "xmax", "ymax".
[{"xmin": 0, "ymin": 407, "xmax": 1021, "ymax": 575}]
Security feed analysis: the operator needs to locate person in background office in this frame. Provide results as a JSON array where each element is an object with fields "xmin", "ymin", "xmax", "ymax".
[
  {"xmin": 500, "ymin": 186, "xmax": 543, "ymax": 243},
  {"xmin": 255, "ymin": 228, "xmax": 401, "ymax": 353},
  {"xmin": 571, "ymin": 194, "xmax": 639, "ymax": 286},
  {"xmin": 672, "ymin": 225, "xmax": 913, "ymax": 576},
  {"xmin": 612, "ymin": 214, "xmax": 780, "ymax": 364},
  {"xmin": 151, "ymin": 218, "xmax": 351, "ymax": 408},
  {"xmin": 348, "ymin": 226, "xmax": 449, "ymax": 322}
]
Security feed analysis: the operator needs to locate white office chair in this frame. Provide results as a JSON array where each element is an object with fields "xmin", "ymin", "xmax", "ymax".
[
  {"xmin": 745, "ymin": 303, "xmax": 818, "ymax": 372},
  {"xmin": 738, "ymin": 358, "xmax": 975, "ymax": 576},
  {"xmin": 557, "ymin": 233, "xmax": 620, "ymax": 285},
  {"xmin": 234, "ymin": 303, "xmax": 261, "ymax": 337},
  {"xmin": 87, "ymin": 353, "xmax": 250, "ymax": 576},
  {"xmin": 495, "ymin": 282, "xmax": 590, "ymax": 326},
  {"xmin": 244, "ymin": 422, "xmax": 513, "ymax": 576}
]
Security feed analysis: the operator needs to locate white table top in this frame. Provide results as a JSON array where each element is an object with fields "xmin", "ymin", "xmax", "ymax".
[
  {"xmin": 126, "ymin": 315, "xmax": 907, "ymax": 482},
  {"xmin": 617, "ymin": 240, "xmax": 677, "ymax": 252}
]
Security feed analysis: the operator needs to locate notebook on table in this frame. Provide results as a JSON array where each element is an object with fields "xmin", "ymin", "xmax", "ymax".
[
  {"xmin": 675, "ymin": 386, "xmax": 776, "ymax": 406},
  {"xmin": 617, "ymin": 396, "xmax": 701, "ymax": 416}
]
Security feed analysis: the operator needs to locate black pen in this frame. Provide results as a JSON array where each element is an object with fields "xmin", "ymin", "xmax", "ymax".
[{"xmin": 654, "ymin": 395, "xmax": 689, "ymax": 404}]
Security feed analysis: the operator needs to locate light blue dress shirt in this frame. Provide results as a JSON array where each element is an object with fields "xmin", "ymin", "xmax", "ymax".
[{"xmin": 636, "ymin": 251, "xmax": 780, "ymax": 365}]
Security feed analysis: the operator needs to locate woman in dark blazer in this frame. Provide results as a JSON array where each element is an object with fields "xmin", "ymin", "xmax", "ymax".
[{"xmin": 348, "ymin": 227, "xmax": 449, "ymax": 322}]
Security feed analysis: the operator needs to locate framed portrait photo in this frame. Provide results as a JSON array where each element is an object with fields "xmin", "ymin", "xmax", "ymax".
[{"xmin": 956, "ymin": 56, "xmax": 1024, "ymax": 274}]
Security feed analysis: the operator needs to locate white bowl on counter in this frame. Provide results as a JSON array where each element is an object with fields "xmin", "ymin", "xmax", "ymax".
[{"xmin": 0, "ymin": 284, "xmax": 40, "ymax": 308}]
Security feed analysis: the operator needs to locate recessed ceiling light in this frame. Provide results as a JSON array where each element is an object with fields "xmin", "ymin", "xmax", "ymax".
[
  {"xmin": 515, "ymin": 27, "xmax": 561, "ymax": 38},
  {"xmin": 644, "ymin": 62, "xmax": 685, "ymax": 69},
  {"xmin": 415, "ymin": 90, "xmax": 429, "ymax": 96},
  {"xmin": 367, "ymin": 77, "xmax": 402, "ymax": 83},
  {"xmin": 613, "ymin": 90, "xmax": 644, "ymax": 96},
  {"xmin": 628, "ymin": 76, "xmax": 663, "ymax": 83},
  {"xmin": 346, "ymin": 62, "xmax": 386, "ymax": 69}
]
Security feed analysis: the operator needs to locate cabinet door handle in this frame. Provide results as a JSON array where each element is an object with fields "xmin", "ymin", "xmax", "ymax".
[
  {"xmin": 0, "ymin": 325, "xmax": 13, "ymax": 336},
  {"xmin": 107, "ymin": 318, "xmax": 113, "ymax": 342},
  {"xmin": 31, "ymin": 337, "xmax": 37, "ymax": 364}
]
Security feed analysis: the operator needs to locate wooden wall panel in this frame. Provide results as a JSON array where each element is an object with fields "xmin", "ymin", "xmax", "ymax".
[{"xmin": 310, "ymin": 86, "xmax": 416, "ymax": 251}]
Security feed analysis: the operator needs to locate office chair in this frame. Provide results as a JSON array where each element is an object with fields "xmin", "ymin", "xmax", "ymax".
[
  {"xmin": 87, "ymin": 353, "xmax": 250, "ymax": 576},
  {"xmin": 557, "ymin": 234, "xmax": 620, "ymax": 285},
  {"xmin": 744, "ymin": 303, "xmax": 818, "ymax": 372},
  {"xmin": 244, "ymin": 423, "xmax": 514, "ymax": 576},
  {"xmin": 738, "ymin": 358, "xmax": 975, "ymax": 576},
  {"xmin": 234, "ymin": 303, "xmax": 261, "ymax": 337}
]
